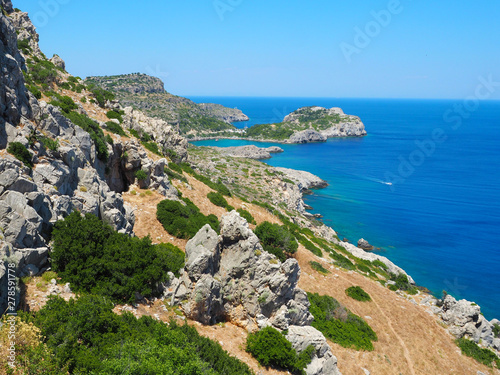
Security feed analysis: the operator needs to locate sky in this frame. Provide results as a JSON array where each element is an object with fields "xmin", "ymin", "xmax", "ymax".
[{"xmin": 13, "ymin": 0, "xmax": 500, "ymax": 99}]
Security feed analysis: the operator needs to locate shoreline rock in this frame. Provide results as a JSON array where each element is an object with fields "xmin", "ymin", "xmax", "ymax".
[
  {"xmin": 209, "ymin": 145, "xmax": 284, "ymax": 160},
  {"xmin": 357, "ymin": 238, "xmax": 374, "ymax": 251}
]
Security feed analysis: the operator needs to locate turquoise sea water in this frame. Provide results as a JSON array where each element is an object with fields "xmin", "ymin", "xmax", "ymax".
[{"xmin": 189, "ymin": 97, "xmax": 500, "ymax": 320}]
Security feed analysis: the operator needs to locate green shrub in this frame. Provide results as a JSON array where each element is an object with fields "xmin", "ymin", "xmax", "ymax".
[
  {"xmin": 456, "ymin": 338, "xmax": 500, "ymax": 368},
  {"xmin": 329, "ymin": 250, "xmax": 355, "ymax": 270},
  {"xmin": 493, "ymin": 323, "xmax": 500, "ymax": 338},
  {"xmin": 237, "ymin": 208, "xmax": 256, "ymax": 224},
  {"xmin": 41, "ymin": 271, "xmax": 58, "ymax": 284},
  {"xmin": 27, "ymin": 84, "xmax": 42, "ymax": 99},
  {"xmin": 39, "ymin": 136, "xmax": 59, "ymax": 151},
  {"xmin": 297, "ymin": 235, "xmax": 322, "ymax": 257},
  {"xmin": 207, "ymin": 192, "xmax": 229, "ymax": 208},
  {"xmin": 105, "ymin": 121, "xmax": 126, "ymax": 136},
  {"xmin": 51, "ymin": 212, "xmax": 184, "ymax": 303},
  {"xmin": 106, "ymin": 110, "xmax": 123, "ymax": 124},
  {"xmin": 48, "ymin": 95, "xmax": 78, "ymax": 114},
  {"xmin": 246, "ymin": 326, "xmax": 312, "ymax": 374},
  {"xmin": 142, "ymin": 141, "xmax": 162, "ymax": 156},
  {"xmin": 7, "ymin": 142, "xmax": 33, "ymax": 168},
  {"xmin": 164, "ymin": 148, "xmax": 179, "ymax": 162},
  {"xmin": 87, "ymin": 85, "xmax": 115, "ymax": 107},
  {"xmin": 388, "ymin": 273, "xmax": 418, "ymax": 294},
  {"xmin": 105, "ymin": 134, "xmax": 113, "ymax": 144},
  {"xmin": 346, "ymin": 286, "xmax": 372, "ymax": 302},
  {"xmin": 29, "ymin": 295, "xmax": 252, "ymax": 374},
  {"xmin": 254, "ymin": 221, "xmax": 298, "ymax": 262},
  {"xmin": 308, "ymin": 292, "xmax": 377, "ymax": 351},
  {"xmin": 156, "ymin": 198, "xmax": 219, "ymax": 239},
  {"xmin": 135, "ymin": 169, "xmax": 148, "ymax": 181},
  {"xmin": 80, "ymin": 96, "xmax": 87, "ymax": 103},
  {"xmin": 309, "ymin": 261, "xmax": 330, "ymax": 274},
  {"xmin": 168, "ymin": 162, "xmax": 183, "ymax": 174},
  {"xmin": 17, "ymin": 39, "xmax": 31, "ymax": 53},
  {"xmin": 129, "ymin": 128, "xmax": 140, "ymax": 138}
]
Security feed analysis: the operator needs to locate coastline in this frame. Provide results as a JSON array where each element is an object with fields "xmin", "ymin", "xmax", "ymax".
[{"xmin": 189, "ymin": 134, "xmax": 367, "ymax": 144}]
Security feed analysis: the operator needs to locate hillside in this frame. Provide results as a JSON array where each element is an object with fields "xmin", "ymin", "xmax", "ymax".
[
  {"xmin": 85, "ymin": 73, "xmax": 249, "ymax": 137},
  {"xmin": 0, "ymin": 1, "xmax": 499, "ymax": 374}
]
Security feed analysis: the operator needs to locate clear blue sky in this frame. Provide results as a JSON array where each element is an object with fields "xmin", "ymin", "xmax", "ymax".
[{"xmin": 13, "ymin": 0, "xmax": 500, "ymax": 99}]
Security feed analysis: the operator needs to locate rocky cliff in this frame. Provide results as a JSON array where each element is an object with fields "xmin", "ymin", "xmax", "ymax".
[
  {"xmin": 85, "ymin": 74, "xmax": 249, "ymax": 136},
  {"xmin": 0, "ymin": 2, "xmax": 187, "ymax": 314}
]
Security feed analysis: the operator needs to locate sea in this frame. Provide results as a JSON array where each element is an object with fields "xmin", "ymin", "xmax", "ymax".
[{"xmin": 188, "ymin": 97, "xmax": 500, "ymax": 320}]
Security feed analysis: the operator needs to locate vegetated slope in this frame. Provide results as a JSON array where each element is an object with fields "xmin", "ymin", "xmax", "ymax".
[
  {"xmin": 85, "ymin": 73, "xmax": 249, "ymax": 137},
  {"xmin": 246, "ymin": 106, "xmax": 367, "ymax": 142}
]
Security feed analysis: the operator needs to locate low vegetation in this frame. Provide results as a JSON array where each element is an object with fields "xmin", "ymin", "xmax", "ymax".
[
  {"xmin": 246, "ymin": 326, "xmax": 313, "ymax": 374},
  {"xmin": 254, "ymin": 221, "xmax": 298, "ymax": 262},
  {"xmin": 307, "ymin": 292, "xmax": 378, "ymax": 351},
  {"xmin": 456, "ymin": 338, "xmax": 500, "ymax": 368},
  {"xmin": 345, "ymin": 286, "xmax": 372, "ymax": 302},
  {"xmin": 207, "ymin": 192, "xmax": 234, "ymax": 211},
  {"xmin": 309, "ymin": 261, "xmax": 330, "ymax": 274},
  {"xmin": 388, "ymin": 273, "xmax": 418, "ymax": 294},
  {"xmin": 237, "ymin": 208, "xmax": 256, "ymax": 224},
  {"xmin": 105, "ymin": 121, "xmax": 127, "ymax": 137},
  {"xmin": 156, "ymin": 198, "xmax": 219, "ymax": 239},
  {"xmin": 15, "ymin": 295, "xmax": 252, "ymax": 374},
  {"xmin": 7, "ymin": 142, "xmax": 33, "ymax": 168},
  {"xmin": 51, "ymin": 212, "xmax": 184, "ymax": 303}
]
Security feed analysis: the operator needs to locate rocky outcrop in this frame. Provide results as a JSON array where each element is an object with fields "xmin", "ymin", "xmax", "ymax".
[
  {"xmin": 275, "ymin": 167, "xmax": 328, "ymax": 191},
  {"xmin": 289, "ymin": 129, "xmax": 327, "ymax": 144},
  {"xmin": 49, "ymin": 54, "xmax": 65, "ymax": 70},
  {"xmin": 7, "ymin": 6, "xmax": 45, "ymax": 60},
  {"xmin": 165, "ymin": 211, "xmax": 341, "ymax": 375},
  {"xmin": 197, "ymin": 102, "xmax": 249, "ymax": 123},
  {"xmin": 357, "ymin": 238, "xmax": 374, "ymax": 251},
  {"xmin": 211, "ymin": 145, "xmax": 284, "ymax": 160},
  {"xmin": 123, "ymin": 107, "xmax": 188, "ymax": 162},
  {"xmin": 439, "ymin": 295, "xmax": 500, "ymax": 352},
  {"xmin": 0, "ymin": 3, "xmax": 32, "ymax": 133}
]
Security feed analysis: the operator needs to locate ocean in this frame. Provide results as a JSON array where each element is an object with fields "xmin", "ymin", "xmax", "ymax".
[{"xmin": 189, "ymin": 97, "xmax": 500, "ymax": 320}]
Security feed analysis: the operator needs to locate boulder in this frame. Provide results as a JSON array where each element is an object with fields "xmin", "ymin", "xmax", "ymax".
[
  {"xmin": 49, "ymin": 54, "xmax": 65, "ymax": 70},
  {"xmin": 357, "ymin": 238, "xmax": 374, "ymax": 251}
]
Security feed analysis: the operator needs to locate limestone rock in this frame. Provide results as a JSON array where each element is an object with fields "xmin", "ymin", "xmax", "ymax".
[
  {"xmin": 210, "ymin": 145, "xmax": 284, "ymax": 160},
  {"xmin": 289, "ymin": 129, "xmax": 327, "ymax": 144},
  {"xmin": 49, "ymin": 54, "xmax": 66, "ymax": 70},
  {"xmin": 275, "ymin": 167, "xmax": 328, "ymax": 191},
  {"xmin": 357, "ymin": 238, "xmax": 374, "ymax": 251}
]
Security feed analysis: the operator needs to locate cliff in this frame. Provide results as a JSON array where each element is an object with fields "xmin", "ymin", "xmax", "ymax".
[{"xmin": 85, "ymin": 73, "xmax": 249, "ymax": 136}]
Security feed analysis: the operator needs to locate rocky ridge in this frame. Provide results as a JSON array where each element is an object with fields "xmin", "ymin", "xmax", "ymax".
[
  {"xmin": 0, "ymin": 2, "xmax": 187, "ymax": 314},
  {"xmin": 164, "ymin": 211, "xmax": 341, "ymax": 375},
  {"xmin": 274, "ymin": 167, "xmax": 328, "ymax": 191},
  {"xmin": 85, "ymin": 74, "xmax": 249, "ymax": 135}
]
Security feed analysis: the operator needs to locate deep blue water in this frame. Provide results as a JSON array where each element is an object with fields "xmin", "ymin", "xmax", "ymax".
[{"xmin": 189, "ymin": 97, "xmax": 500, "ymax": 320}]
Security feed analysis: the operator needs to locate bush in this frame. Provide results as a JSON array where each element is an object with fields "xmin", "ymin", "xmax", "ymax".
[
  {"xmin": 254, "ymin": 221, "xmax": 298, "ymax": 262},
  {"xmin": 456, "ymin": 338, "xmax": 500, "ymax": 368},
  {"xmin": 51, "ymin": 212, "xmax": 184, "ymax": 303},
  {"xmin": 168, "ymin": 162, "xmax": 183, "ymax": 174},
  {"xmin": 48, "ymin": 94, "xmax": 78, "ymax": 114},
  {"xmin": 142, "ymin": 141, "xmax": 162, "ymax": 156},
  {"xmin": 87, "ymin": 85, "xmax": 115, "ymax": 107},
  {"xmin": 156, "ymin": 198, "xmax": 219, "ymax": 239},
  {"xmin": 308, "ymin": 292, "xmax": 377, "ymax": 351},
  {"xmin": 237, "ymin": 208, "xmax": 256, "ymax": 224},
  {"xmin": 297, "ymin": 235, "xmax": 322, "ymax": 257},
  {"xmin": 493, "ymin": 323, "xmax": 500, "ymax": 338},
  {"xmin": 389, "ymin": 273, "xmax": 418, "ymax": 294},
  {"xmin": 39, "ymin": 136, "xmax": 59, "ymax": 151},
  {"xmin": 27, "ymin": 84, "xmax": 42, "ymax": 99},
  {"xmin": 105, "ymin": 121, "xmax": 126, "ymax": 136},
  {"xmin": 346, "ymin": 286, "xmax": 372, "ymax": 302},
  {"xmin": 246, "ymin": 326, "xmax": 312, "ymax": 374},
  {"xmin": 208, "ymin": 192, "xmax": 229, "ymax": 208},
  {"xmin": 329, "ymin": 250, "xmax": 355, "ymax": 270},
  {"xmin": 135, "ymin": 169, "xmax": 148, "ymax": 181},
  {"xmin": 7, "ymin": 142, "xmax": 32, "ymax": 168},
  {"xmin": 164, "ymin": 166, "xmax": 187, "ymax": 183},
  {"xmin": 106, "ymin": 110, "xmax": 123, "ymax": 124},
  {"xmin": 28, "ymin": 295, "xmax": 252, "ymax": 374},
  {"xmin": 309, "ymin": 261, "xmax": 330, "ymax": 274}
]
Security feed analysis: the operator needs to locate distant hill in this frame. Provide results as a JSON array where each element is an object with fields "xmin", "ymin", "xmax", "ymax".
[{"xmin": 85, "ymin": 74, "xmax": 248, "ymax": 137}]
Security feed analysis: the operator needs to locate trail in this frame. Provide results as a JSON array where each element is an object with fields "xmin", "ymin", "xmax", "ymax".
[{"xmin": 332, "ymin": 270, "xmax": 417, "ymax": 375}]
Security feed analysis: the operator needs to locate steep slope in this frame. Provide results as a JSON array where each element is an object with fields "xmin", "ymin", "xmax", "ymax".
[{"xmin": 85, "ymin": 73, "xmax": 249, "ymax": 136}]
